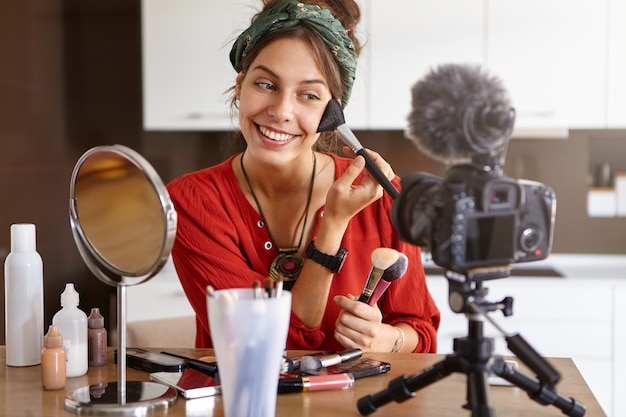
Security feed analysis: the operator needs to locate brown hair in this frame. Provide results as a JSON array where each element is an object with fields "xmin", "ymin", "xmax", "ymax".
[{"xmin": 223, "ymin": 0, "xmax": 362, "ymax": 156}]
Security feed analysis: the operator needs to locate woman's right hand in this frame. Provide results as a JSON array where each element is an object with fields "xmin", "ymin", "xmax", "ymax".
[{"xmin": 324, "ymin": 149, "xmax": 393, "ymax": 222}]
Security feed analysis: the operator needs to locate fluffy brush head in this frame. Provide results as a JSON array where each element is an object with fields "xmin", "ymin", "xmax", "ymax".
[
  {"xmin": 381, "ymin": 253, "xmax": 408, "ymax": 282},
  {"xmin": 317, "ymin": 99, "xmax": 345, "ymax": 132},
  {"xmin": 299, "ymin": 355, "xmax": 323, "ymax": 374},
  {"xmin": 370, "ymin": 248, "xmax": 400, "ymax": 271}
]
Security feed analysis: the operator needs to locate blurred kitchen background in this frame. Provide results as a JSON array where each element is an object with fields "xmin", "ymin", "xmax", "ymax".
[
  {"xmin": 3, "ymin": 1, "xmax": 626, "ymax": 415},
  {"xmin": 0, "ymin": 0, "xmax": 626, "ymax": 376}
]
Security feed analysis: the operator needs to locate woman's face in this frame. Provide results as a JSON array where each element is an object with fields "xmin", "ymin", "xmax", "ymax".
[{"xmin": 236, "ymin": 37, "xmax": 333, "ymax": 164}]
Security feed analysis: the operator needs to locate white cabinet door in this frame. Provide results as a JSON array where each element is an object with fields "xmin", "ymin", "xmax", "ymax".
[
  {"xmin": 486, "ymin": 0, "xmax": 608, "ymax": 131},
  {"xmin": 142, "ymin": 0, "xmax": 258, "ymax": 130},
  {"xmin": 141, "ymin": 0, "xmax": 369, "ymax": 131},
  {"xmin": 368, "ymin": 0, "xmax": 484, "ymax": 129},
  {"xmin": 608, "ymin": 0, "xmax": 626, "ymax": 128}
]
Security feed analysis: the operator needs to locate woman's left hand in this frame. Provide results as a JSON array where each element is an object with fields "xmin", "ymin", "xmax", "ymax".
[{"xmin": 333, "ymin": 294, "xmax": 395, "ymax": 352}]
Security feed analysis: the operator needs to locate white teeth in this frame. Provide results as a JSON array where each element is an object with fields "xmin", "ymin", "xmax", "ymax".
[{"xmin": 259, "ymin": 125, "xmax": 294, "ymax": 142}]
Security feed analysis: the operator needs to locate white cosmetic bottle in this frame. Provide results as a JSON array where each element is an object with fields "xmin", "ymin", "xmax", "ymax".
[
  {"xmin": 52, "ymin": 283, "xmax": 88, "ymax": 377},
  {"xmin": 4, "ymin": 223, "xmax": 44, "ymax": 366}
]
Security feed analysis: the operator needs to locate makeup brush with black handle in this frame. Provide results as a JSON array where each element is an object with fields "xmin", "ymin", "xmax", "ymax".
[{"xmin": 317, "ymin": 99, "xmax": 400, "ymax": 199}]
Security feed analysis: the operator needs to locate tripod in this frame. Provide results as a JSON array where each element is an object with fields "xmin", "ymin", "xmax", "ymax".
[{"xmin": 357, "ymin": 269, "xmax": 587, "ymax": 417}]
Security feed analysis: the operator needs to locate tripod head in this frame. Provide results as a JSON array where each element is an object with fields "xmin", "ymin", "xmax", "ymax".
[{"xmin": 444, "ymin": 268, "xmax": 513, "ymax": 317}]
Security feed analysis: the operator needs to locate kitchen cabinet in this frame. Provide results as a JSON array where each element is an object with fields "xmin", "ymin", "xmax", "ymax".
[
  {"xmin": 367, "ymin": 0, "xmax": 484, "ymax": 129},
  {"xmin": 487, "ymin": 0, "xmax": 607, "ymax": 133},
  {"xmin": 141, "ymin": 0, "xmax": 369, "ymax": 131},
  {"xmin": 608, "ymin": 0, "xmax": 626, "ymax": 127},
  {"xmin": 141, "ymin": 0, "xmax": 257, "ymax": 130},
  {"xmin": 486, "ymin": 0, "xmax": 608, "ymax": 130},
  {"xmin": 142, "ymin": 0, "xmax": 621, "ymax": 134},
  {"xmin": 369, "ymin": 0, "xmax": 610, "ymax": 136},
  {"xmin": 426, "ymin": 274, "xmax": 622, "ymax": 417}
]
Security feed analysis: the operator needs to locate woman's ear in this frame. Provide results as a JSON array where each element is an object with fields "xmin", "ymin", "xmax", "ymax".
[{"xmin": 235, "ymin": 72, "xmax": 245, "ymax": 100}]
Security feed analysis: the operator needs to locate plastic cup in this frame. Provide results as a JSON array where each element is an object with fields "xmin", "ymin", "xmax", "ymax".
[{"xmin": 207, "ymin": 288, "xmax": 291, "ymax": 417}]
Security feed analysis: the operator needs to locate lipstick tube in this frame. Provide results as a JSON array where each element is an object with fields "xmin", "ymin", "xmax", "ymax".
[{"xmin": 278, "ymin": 373, "xmax": 355, "ymax": 394}]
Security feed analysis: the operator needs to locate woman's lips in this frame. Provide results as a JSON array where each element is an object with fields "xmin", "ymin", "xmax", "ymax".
[{"xmin": 258, "ymin": 124, "xmax": 298, "ymax": 142}]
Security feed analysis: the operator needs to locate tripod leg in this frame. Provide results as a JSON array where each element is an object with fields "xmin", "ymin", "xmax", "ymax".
[
  {"xmin": 491, "ymin": 357, "xmax": 586, "ymax": 417},
  {"xmin": 454, "ymin": 319, "xmax": 498, "ymax": 417},
  {"xmin": 465, "ymin": 364, "xmax": 498, "ymax": 417},
  {"xmin": 357, "ymin": 355, "xmax": 461, "ymax": 415}
]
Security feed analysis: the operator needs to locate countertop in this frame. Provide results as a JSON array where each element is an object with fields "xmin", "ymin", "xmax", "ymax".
[{"xmin": 421, "ymin": 252, "xmax": 626, "ymax": 281}]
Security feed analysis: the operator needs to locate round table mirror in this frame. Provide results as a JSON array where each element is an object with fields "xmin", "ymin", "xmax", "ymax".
[{"xmin": 67, "ymin": 144, "xmax": 178, "ymax": 415}]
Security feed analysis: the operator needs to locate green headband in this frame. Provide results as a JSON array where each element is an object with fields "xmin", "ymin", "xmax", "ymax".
[{"xmin": 230, "ymin": 0, "xmax": 357, "ymax": 107}]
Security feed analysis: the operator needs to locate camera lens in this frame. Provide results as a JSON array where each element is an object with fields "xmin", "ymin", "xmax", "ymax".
[{"xmin": 520, "ymin": 227, "xmax": 543, "ymax": 252}]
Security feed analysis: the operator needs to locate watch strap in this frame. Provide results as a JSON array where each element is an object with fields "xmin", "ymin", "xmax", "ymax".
[{"xmin": 305, "ymin": 241, "xmax": 348, "ymax": 274}]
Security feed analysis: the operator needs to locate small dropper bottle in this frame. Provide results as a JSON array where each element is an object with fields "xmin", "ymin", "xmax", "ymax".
[
  {"xmin": 88, "ymin": 307, "xmax": 107, "ymax": 367},
  {"xmin": 41, "ymin": 325, "xmax": 66, "ymax": 390},
  {"xmin": 52, "ymin": 283, "xmax": 88, "ymax": 377}
]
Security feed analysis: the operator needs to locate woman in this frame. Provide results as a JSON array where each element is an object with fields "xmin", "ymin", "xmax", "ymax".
[{"xmin": 167, "ymin": 0, "xmax": 440, "ymax": 353}]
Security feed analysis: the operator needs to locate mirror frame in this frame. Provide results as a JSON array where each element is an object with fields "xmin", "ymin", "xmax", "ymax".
[{"xmin": 69, "ymin": 144, "xmax": 177, "ymax": 287}]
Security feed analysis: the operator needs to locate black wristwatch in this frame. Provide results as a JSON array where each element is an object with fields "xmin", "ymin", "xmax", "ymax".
[{"xmin": 305, "ymin": 241, "xmax": 348, "ymax": 274}]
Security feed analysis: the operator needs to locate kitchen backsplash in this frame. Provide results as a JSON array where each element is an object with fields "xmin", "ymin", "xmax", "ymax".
[{"xmin": 142, "ymin": 128, "xmax": 626, "ymax": 255}]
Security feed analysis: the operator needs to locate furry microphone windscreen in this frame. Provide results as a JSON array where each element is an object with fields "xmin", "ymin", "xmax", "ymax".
[{"xmin": 406, "ymin": 63, "xmax": 514, "ymax": 164}]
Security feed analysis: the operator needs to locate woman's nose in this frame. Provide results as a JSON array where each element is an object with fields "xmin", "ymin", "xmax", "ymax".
[{"xmin": 268, "ymin": 92, "xmax": 294, "ymax": 122}]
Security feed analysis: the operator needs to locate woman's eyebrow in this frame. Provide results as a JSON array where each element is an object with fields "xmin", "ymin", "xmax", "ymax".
[{"xmin": 251, "ymin": 64, "xmax": 327, "ymax": 87}]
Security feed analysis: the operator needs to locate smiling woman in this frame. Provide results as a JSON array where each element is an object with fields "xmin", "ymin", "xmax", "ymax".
[{"xmin": 165, "ymin": 0, "xmax": 440, "ymax": 355}]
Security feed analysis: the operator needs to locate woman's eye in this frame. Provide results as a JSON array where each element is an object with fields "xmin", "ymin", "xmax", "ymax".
[
  {"xmin": 303, "ymin": 93, "xmax": 320, "ymax": 101},
  {"xmin": 256, "ymin": 82, "xmax": 275, "ymax": 91}
]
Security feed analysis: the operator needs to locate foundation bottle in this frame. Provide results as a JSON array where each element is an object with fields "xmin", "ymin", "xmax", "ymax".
[
  {"xmin": 88, "ymin": 307, "xmax": 107, "ymax": 367},
  {"xmin": 41, "ymin": 325, "xmax": 66, "ymax": 390}
]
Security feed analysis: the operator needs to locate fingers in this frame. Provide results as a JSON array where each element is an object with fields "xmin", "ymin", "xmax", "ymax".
[
  {"xmin": 342, "ymin": 146, "xmax": 395, "ymax": 182},
  {"xmin": 334, "ymin": 295, "xmax": 382, "ymax": 351},
  {"xmin": 362, "ymin": 148, "xmax": 395, "ymax": 181}
]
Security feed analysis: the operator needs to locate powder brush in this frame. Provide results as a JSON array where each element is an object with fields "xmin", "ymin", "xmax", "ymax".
[
  {"xmin": 358, "ymin": 248, "xmax": 401, "ymax": 304},
  {"xmin": 317, "ymin": 99, "xmax": 400, "ymax": 199},
  {"xmin": 298, "ymin": 349, "xmax": 363, "ymax": 375},
  {"xmin": 367, "ymin": 253, "xmax": 409, "ymax": 306}
]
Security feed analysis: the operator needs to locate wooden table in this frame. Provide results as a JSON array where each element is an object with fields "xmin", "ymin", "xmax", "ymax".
[{"xmin": 0, "ymin": 347, "xmax": 605, "ymax": 416}]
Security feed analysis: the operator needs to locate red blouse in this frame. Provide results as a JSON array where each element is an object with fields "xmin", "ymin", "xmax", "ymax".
[{"xmin": 167, "ymin": 153, "xmax": 440, "ymax": 353}]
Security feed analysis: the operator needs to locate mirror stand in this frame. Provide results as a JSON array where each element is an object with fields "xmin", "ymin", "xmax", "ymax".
[
  {"xmin": 65, "ymin": 145, "xmax": 178, "ymax": 415},
  {"xmin": 65, "ymin": 285, "xmax": 177, "ymax": 415}
]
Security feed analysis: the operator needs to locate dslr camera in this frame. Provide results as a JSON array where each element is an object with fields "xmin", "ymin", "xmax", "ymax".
[
  {"xmin": 392, "ymin": 64, "xmax": 556, "ymax": 276},
  {"xmin": 391, "ymin": 163, "xmax": 556, "ymax": 275}
]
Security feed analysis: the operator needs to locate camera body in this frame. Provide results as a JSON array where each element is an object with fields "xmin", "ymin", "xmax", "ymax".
[{"xmin": 392, "ymin": 163, "xmax": 556, "ymax": 274}]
